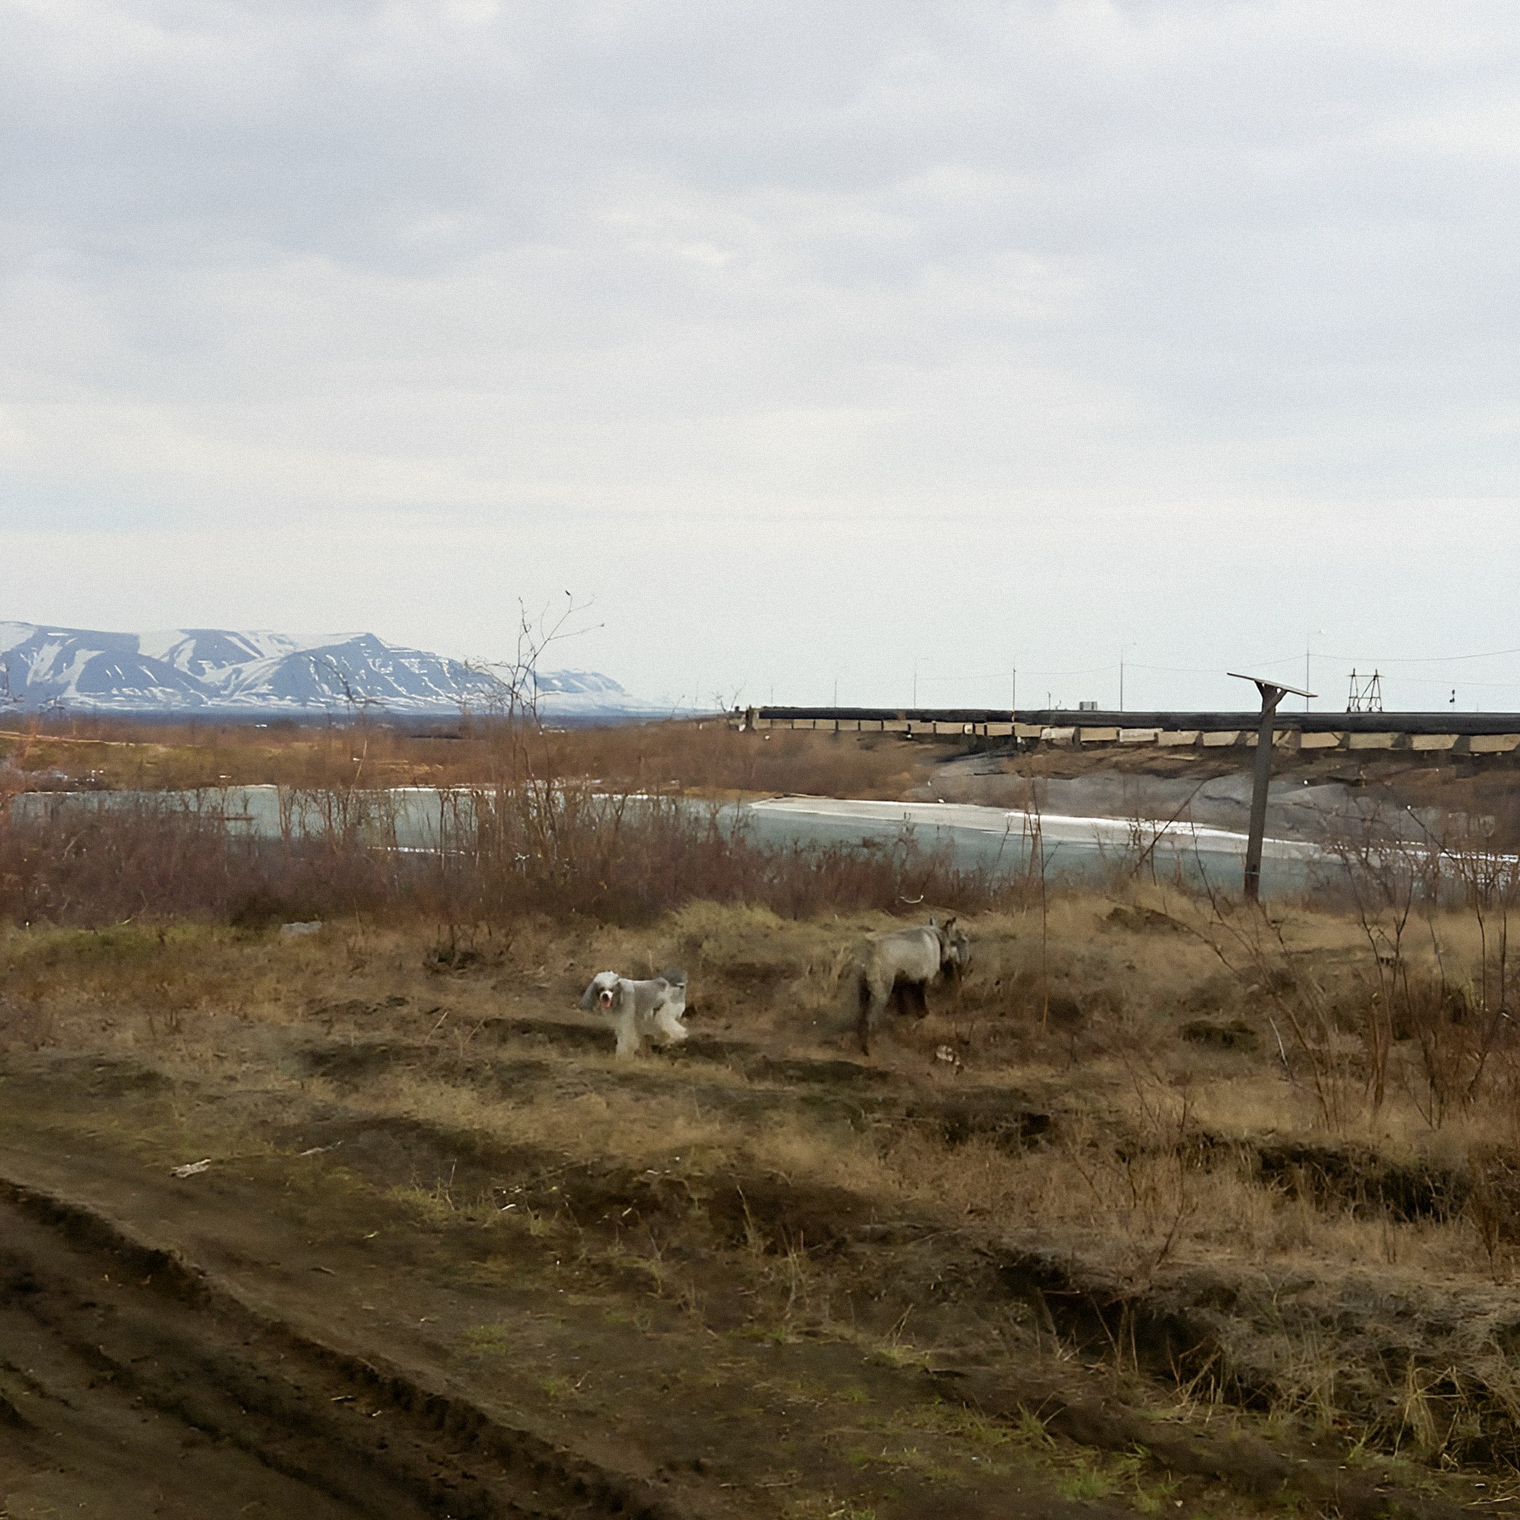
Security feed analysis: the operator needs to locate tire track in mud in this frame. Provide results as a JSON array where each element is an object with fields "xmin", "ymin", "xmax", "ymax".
[{"xmin": 0, "ymin": 1174, "xmax": 697, "ymax": 1520}]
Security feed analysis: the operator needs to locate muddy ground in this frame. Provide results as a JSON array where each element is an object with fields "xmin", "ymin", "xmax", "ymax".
[
  {"xmin": 3, "ymin": 913, "xmax": 1519, "ymax": 1519},
  {"xmin": 0, "ymin": 1044, "xmax": 1161, "ymax": 1520}
]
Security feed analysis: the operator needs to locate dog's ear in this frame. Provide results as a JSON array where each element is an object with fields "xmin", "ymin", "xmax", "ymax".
[{"xmin": 943, "ymin": 916, "xmax": 957, "ymax": 933}]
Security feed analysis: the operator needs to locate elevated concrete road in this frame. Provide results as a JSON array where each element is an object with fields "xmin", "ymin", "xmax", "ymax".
[{"xmin": 754, "ymin": 707, "xmax": 1520, "ymax": 736}]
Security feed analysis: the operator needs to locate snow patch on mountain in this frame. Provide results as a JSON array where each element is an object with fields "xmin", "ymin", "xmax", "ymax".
[{"xmin": 0, "ymin": 622, "xmax": 660, "ymax": 718}]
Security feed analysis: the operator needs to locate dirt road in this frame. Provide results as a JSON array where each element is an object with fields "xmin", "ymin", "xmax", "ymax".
[
  {"xmin": 0, "ymin": 1158, "xmax": 709, "ymax": 1520},
  {"xmin": 0, "ymin": 1046, "xmax": 1116, "ymax": 1520}
]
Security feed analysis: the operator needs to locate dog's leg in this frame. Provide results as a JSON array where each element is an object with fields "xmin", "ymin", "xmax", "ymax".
[
  {"xmin": 655, "ymin": 1001, "xmax": 689, "ymax": 1044},
  {"xmin": 858, "ymin": 973, "xmax": 888, "ymax": 1056},
  {"xmin": 613, "ymin": 1002, "xmax": 640, "ymax": 1058}
]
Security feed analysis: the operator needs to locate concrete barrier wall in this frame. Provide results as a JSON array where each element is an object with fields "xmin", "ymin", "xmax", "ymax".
[{"xmin": 745, "ymin": 711, "xmax": 1507, "ymax": 757}]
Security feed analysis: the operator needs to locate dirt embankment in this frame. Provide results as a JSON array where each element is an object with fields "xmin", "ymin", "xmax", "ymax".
[{"xmin": 924, "ymin": 749, "xmax": 1520, "ymax": 848}]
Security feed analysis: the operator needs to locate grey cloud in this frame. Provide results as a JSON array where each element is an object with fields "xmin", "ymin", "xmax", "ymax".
[{"xmin": 3, "ymin": 0, "xmax": 1519, "ymax": 701}]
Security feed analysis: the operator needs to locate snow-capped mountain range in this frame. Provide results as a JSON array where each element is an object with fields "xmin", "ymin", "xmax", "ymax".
[{"xmin": 0, "ymin": 622, "xmax": 656, "ymax": 719}]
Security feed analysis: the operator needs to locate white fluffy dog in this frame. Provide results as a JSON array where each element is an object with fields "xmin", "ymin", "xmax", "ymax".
[{"xmin": 579, "ymin": 969, "xmax": 690, "ymax": 1058}]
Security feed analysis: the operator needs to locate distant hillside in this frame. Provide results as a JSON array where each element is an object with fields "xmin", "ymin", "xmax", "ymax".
[{"xmin": 0, "ymin": 622, "xmax": 657, "ymax": 719}]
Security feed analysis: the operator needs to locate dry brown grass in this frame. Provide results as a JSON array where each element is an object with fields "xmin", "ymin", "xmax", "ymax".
[
  {"xmin": 0, "ymin": 713, "xmax": 938, "ymax": 798},
  {"xmin": 12, "ymin": 842, "xmax": 1520, "ymax": 1468},
  {"xmin": 10, "ymin": 897, "xmax": 1520, "ymax": 1273}
]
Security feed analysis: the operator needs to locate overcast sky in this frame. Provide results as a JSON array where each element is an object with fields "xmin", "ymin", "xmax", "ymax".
[{"xmin": 3, "ymin": 0, "xmax": 1518, "ymax": 710}]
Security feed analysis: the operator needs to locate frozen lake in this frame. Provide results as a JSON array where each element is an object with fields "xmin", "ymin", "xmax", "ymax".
[
  {"xmin": 11, "ymin": 786, "xmax": 1332, "ymax": 897},
  {"xmin": 742, "ymin": 796, "xmax": 1329, "ymax": 896}
]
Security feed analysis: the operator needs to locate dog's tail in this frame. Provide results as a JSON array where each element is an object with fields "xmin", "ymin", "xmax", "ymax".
[{"xmin": 658, "ymin": 967, "xmax": 688, "ymax": 989}]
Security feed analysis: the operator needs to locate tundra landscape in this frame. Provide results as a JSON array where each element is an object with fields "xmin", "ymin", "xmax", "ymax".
[
  {"xmin": 5, "ymin": 715, "xmax": 1520, "ymax": 1519},
  {"xmin": 9, "ymin": 0, "xmax": 1520, "ymax": 1511}
]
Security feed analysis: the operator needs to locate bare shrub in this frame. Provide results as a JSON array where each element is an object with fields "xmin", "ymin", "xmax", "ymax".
[
  {"xmin": 1326, "ymin": 806, "xmax": 1520, "ymax": 1127},
  {"xmin": 1184, "ymin": 892, "xmax": 1360, "ymax": 1131},
  {"xmin": 0, "ymin": 794, "xmax": 399, "ymax": 927},
  {"xmin": 0, "ymin": 782, "xmax": 1030, "ymax": 932}
]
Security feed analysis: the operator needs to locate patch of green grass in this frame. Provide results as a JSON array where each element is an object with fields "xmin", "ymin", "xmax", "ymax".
[
  {"xmin": 386, "ymin": 1182, "xmax": 460, "ymax": 1223},
  {"xmin": 1054, "ymin": 1452, "xmax": 1115, "ymax": 1502},
  {"xmin": 1010, "ymin": 1406, "xmax": 1057, "ymax": 1448},
  {"xmin": 909, "ymin": 1399, "xmax": 1013, "ymax": 1450},
  {"xmin": 5, "ymin": 922, "xmax": 224, "ymax": 967},
  {"xmin": 1133, "ymin": 1472, "xmax": 1183, "ymax": 1515},
  {"xmin": 462, "ymin": 1324, "xmax": 511, "ymax": 1354},
  {"xmin": 881, "ymin": 1395, "xmax": 1204, "ymax": 1506},
  {"xmin": 1105, "ymin": 1448, "xmax": 1185, "ymax": 1514}
]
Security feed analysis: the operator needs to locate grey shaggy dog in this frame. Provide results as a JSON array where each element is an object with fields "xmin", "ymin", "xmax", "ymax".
[
  {"xmin": 854, "ymin": 916, "xmax": 970, "ymax": 1055},
  {"xmin": 579, "ymin": 969, "xmax": 690, "ymax": 1058}
]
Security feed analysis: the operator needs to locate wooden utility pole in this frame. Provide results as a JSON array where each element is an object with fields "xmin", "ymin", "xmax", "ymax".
[{"xmin": 1229, "ymin": 673, "xmax": 1314, "ymax": 901}]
